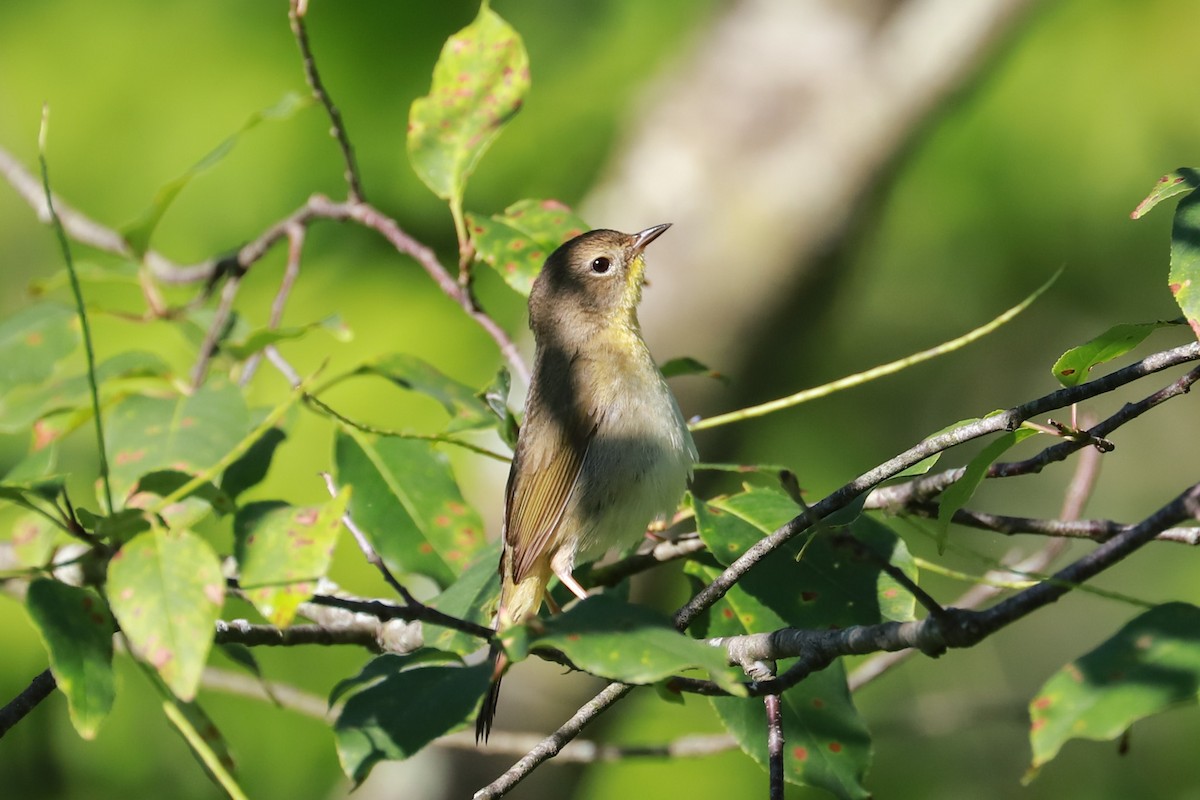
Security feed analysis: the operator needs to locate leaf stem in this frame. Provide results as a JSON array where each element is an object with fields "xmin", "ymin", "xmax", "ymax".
[
  {"xmin": 38, "ymin": 107, "xmax": 115, "ymax": 514},
  {"xmin": 689, "ymin": 268, "xmax": 1062, "ymax": 432}
]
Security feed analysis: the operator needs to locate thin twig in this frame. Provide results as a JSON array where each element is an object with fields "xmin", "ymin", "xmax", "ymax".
[
  {"xmin": 474, "ymin": 683, "xmax": 635, "ymax": 800},
  {"xmin": 241, "ymin": 222, "xmax": 304, "ymax": 386},
  {"xmin": 311, "ymin": 197, "xmax": 531, "ymax": 385},
  {"xmin": 319, "ymin": 472, "xmax": 420, "ymax": 606},
  {"xmin": 289, "ymin": 0, "xmax": 364, "ymax": 202},
  {"xmin": 190, "ymin": 270, "xmax": 243, "ymax": 390}
]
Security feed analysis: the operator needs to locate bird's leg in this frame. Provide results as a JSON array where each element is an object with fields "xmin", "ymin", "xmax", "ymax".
[
  {"xmin": 553, "ymin": 567, "xmax": 590, "ymax": 602},
  {"xmin": 549, "ymin": 548, "xmax": 590, "ymax": 601},
  {"xmin": 544, "ymin": 593, "xmax": 563, "ymax": 615}
]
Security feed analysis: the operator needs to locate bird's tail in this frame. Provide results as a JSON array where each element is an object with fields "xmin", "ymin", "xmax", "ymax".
[
  {"xmin": 475, "ymin": 641, "xmax": 507, "ymax": 743},
  {"xmin": 475, "ymin": 564, "xmax": 549, "ymax": 744}
]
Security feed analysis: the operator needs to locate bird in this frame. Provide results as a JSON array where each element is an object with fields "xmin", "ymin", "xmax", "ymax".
[{"xmin": 475, "ymin": 224, "xmax": 697, "ymax": 742}]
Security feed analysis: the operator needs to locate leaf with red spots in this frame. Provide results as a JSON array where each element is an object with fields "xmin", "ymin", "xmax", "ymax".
[
  {"xmin": 351, "ymin": 353, "xmax": 495, "ymax": 433},
  {"xmin": 1027, "ymin": 602, "xmax": 1200, "ymax": 779},
  {"xmin": 427, "ymin": 541, "xmax": 501, "ymax": 656},
  {"xmin": 467, "ymin": 199, "xmax": 589, "ymax": 296},
  {"xmin": 127, "ymin": 470, "xmax": 235, "ymax": 531},
  {"xmin": 334, "ymin": 653, "xmax": 490, "ymax": 785},
  {"xmin": 1131, "ymin": 168, "xmax": 1200, "ymax": 220},
  {"xmin": 106, "ymin": 528, "xmax": 224, "ymax": 700},
  {"xmin": 334, "ymin": 429, "xmax": 484, "ymax": 588},
  {"xmin": 407, "ymin": 6, "xmax": 528, "ymax": 206},
  {"xmin": 521, "ymin": 595, "xmax": 743, "ymax": 694},
  {"xmin": 105, "ymin": 381, "xmax": 251, "ymax": 504},
  {"xmin": 1051, "ymin": 321, "xmax": 1181, "ymax": 388},
  {"xmin": 685, "ymin": 549, "xmax": 871, "ymax": 798},
  {"xmin": 0, "ymin": 303, "xmax": 79, "ymax": 398},
  {"xmin": 234, "ymin": 489, "xmax": 350, "ymax": 627},
  {"xmin": 1132, "ymin": 168, "xmax": 1200, "ymax": 341},
  {"xmin": 25, "ymin": 579, "xmax": 115, "ymax": 739}
]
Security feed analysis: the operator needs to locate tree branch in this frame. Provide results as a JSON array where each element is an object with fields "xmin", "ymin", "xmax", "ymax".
[
  {"xmin": 676, "ymin": 344, "xmax": 1200, "ymax": 631},
  {"xmin": 0, "ymin": 668, "xmax": 56, "ymax": 739}
]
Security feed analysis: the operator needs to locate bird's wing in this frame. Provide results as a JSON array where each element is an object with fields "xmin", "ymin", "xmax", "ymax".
[{"xmin": 504, "ymin": 411, "xmax": 599, "ymax": 584}]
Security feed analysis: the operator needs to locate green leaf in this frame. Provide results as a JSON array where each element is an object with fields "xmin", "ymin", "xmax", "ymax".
[
  {"xmin": 234, "ymin": 490, "xmax": 349, "ymax": 628},
  {"xmin": 334, "ymin": 429, "xmax": 484, "ymax": 587},
  {"xmin": 127, "ymin": 470, "xmax": 235, "ymax": 530},
  {"xmin": 24, "ymin": 579, "xmax": 115, "ymax": 739},
  {"xmin": 685, "ymin": 550, "xmax": 871, "ymax": 798},
  {"xmin": 1169, "ymin": 188, "xmax": 1200, "ymax": 341},
  {"xmin": 1130, "ymin": 168, "xmax": 1200, "ymax": 220},
  {"xmin": 4, "ymin": 442, "xmax": 58, "ymax": 482},
  {"xmin": 936, "ymin": 428, "xmax": 1039, "ymax": 553},
  {"xmin": 354, "ymin": 353, "xmax": 495, "ymax": 433},
  {"xmin": 9, "ymin": 511, "xmax": 60, "ymax": 566},
  {"xmin": 106, "ymin": 528, "xmax": 224, "ymax": 700},
  {"xmin": 521, "ymin": 595, "xmax": 744, "ymax": 694},
  {"xmin": 1028, "ymin": 603, "xmax": 1200, "ymax": 778},
  {"xmin": 427, "ymin": 541, "xmax": 501, "ymax": 656},
  {"xmin": 660, "ymin": 356, "xmax": 727, "ymax": 383},
  {"xmin": 1052, "ymin": 321, "xmax": 1180, "ymax": 387},
  {"xmin": 695, "ymin": 489, "xmax": 914, "ymax": 629},
  {"xmin": 122, "ymin": 92, "xmax": 313, "ymax": 256},
  {"xmin": 0, "ymin": 350, "xmax": 170, "ymax": 431},
  {"xmin": 467, "ymin": 199, "xmax": 588, "ymax": 295},
  {"xmin": 220, "ymin": 426, "xmax": 286, "ymax": 502},
  {"xmin": 407, "ymin": 6, "xmax": 529, "ymax": 206},
  {"xmin": 477, "ymin": 368, "xmax": 518, "ymax": 448},
  {"xmin": 0, "ymin": 303, "xmax": 80, "ymax": 397},
  {"xmin": 222, "ymin": 315, "xmax": 352, "ymax": 361},
  {"xmin": 334, "ymin": 654, "xmax": 490, "ymax": 785},
  {"xmin": 105, "ymin": 382, "xmax": 251, "ymax": 503}
]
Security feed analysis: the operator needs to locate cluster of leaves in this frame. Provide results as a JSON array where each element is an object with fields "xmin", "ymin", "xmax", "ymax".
[{"xmin": 5, "ymin": 2, "xmax": 1200, "ymax": 799}]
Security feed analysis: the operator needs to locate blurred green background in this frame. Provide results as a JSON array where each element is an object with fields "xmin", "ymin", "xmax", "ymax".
[{"xmin": 3, "ymin": 0, "xmax": 1200, "ymax": 798}]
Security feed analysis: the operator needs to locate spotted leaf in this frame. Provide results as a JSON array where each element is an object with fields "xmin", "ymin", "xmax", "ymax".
[
  {"xmin": 106, "ymin": 528, "xmax": 224, "ymax": 700},
  {"xmin": 407, "ymin": 5, "xmax": 528, "ymax": 205},
  {"xmin": 234, "ymin": 490, "xmax": 349, "ymax": 627}
]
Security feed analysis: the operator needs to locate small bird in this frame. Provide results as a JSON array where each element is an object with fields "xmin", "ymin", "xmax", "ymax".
[{"xmin": 475, "ymin": 224, "xmax": 697, "ymax": 742}]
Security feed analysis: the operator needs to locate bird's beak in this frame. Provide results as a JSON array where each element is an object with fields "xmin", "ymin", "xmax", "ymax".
[{"xmin": 630, "ymin": 223, "xmax": 671, "ymax": 255}]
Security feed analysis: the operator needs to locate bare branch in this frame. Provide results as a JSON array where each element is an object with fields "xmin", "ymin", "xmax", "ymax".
[
  {"xmin": 288, "ymin": 0, "xmax": 365, "ymax": 202},
  {"xmin": 474, "ymin": 683, "xmax": 635, "ymax": 800},
  {"xmin": 0, "ymin": 668, "xmax": 56, "ymax": 739},
  {"xmin": 676, "ymin": 345, "xmax": 1200, "ymax": 631},
  {"xmin": 214, "ymin": 619, "xmax": 382, "ymax": 650},
  {"xmin": 849, "ymin": 428, "xmax": 1103, "ymax": 690},
  {"xmin": 190, "ymin": 270, "xmax": 243, "ymax": 389},
  {"xmin": 706, "ymin": 481, "xmax": 1200, "ymax": 694},
  {"xmin": 241, "ymin": 222, "xmax": 305, "ymax": 386}
]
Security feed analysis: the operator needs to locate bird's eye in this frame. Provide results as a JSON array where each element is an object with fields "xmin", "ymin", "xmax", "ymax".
[{"xmin": 590, "ymin": 256, "xmax": 611, "ymax": 274}]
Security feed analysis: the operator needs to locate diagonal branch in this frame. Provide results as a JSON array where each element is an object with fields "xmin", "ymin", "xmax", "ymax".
[{"xmin": 676, "ymin": 345, "xmax": 1200, "ymax": 631}]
